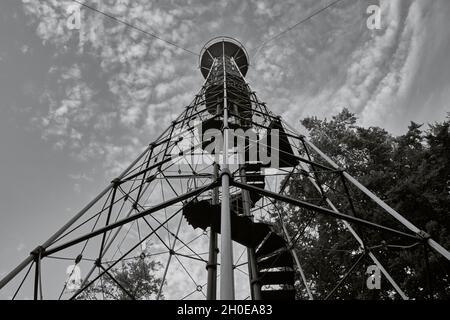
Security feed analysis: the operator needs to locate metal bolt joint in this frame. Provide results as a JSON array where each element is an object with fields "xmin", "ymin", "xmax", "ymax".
[
  {"xmin": 206, "ymin": 263, "xmax": 217, "ymax": 270},
  {"xmin": 417, "ymin": 230, "xmax": 431, "ymax": 240},
  {"xmin": 75, "ymin": 254, "xmax": 83, "ymax": 264},
  {"xmin": 94, "ymin": 258, "xmax": 102, "ymax": 267},
  {"xmin": 30, "ymin": 245, "xmax": 45, "ymax": 257},
  {"xmin": 111, "ymin": 178, "xmax": 121, "ymax": 187}
]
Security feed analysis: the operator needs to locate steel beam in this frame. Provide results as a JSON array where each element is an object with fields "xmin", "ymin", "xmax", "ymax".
[
  {"xmin": 301, "ymin": 137, "xmax": 450, "ymax": 262},
  {"xmin": 325, "ymin": 253, "xmax": 366, "ymax": 300},
  {"xmin": 239, "ymin": 167, "xmax": 262, "ymax": 300},
  {"xmin": 233, "ymin": 180, "xmax": 419, "ymax": 240},
  {"xmin": 44, "ymin": 181, "xmax": 218, "ymax": 256},
  {"xmin": 228, "ymin": 57, "xmax": 262, "ymax": 300},
  {"xmin": 219, "ymin": 40, "xmax": 235, "ymax": 300},
  {"xmin": 156, "ymin": 213, "xmax": 184, "ymax": 300},
  {"xmin": 207, "ymin": 163, "xmax": 220, "ymax": 300},
  {"xmin": 0, "ymin": 145, "xmax": 152, "ymax": 290},
  {"xmin": 297, "ymin": 162, "xmax": 409, "ymax": 299},
  {"xmin": 280, "ymin": 221, "xmax": 314, "ymax": 300}
]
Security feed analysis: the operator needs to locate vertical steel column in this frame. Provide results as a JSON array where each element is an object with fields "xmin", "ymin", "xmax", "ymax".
[
  {"xmin": 207, "ymin": 59, "xmax": 221, "ymax": 300},
  {"xmin": 219, "ymin": 40, "xmax": 234, "ymax": 300},
  {"xmin": 239, "ymin": 166, "xmax": 262, "ymax": 300},
  {"xmin": 229, "ymin": 56, "xmax": 261, "ymax": 299},
  {"xmin": 207, "ymin": 163, "xmax": 220, "ymax": 300},
  {"xmin": 228, "ymin": 56, "xmax": 264, "ymax": 299},
  {"xmin": 423, "ymin": 244, "xmax": 433, "ymax": 299},
  {"xmin": 33, "ymin": 248, "xmax": 43, "ymax": 300},
  {"xmin": 33, "ymin": 258, "xmax": 39, "ymax": 300}
]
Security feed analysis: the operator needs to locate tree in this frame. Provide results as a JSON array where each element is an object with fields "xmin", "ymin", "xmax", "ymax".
[
  {"xmin": 282, "ymin": 109, "xmax": 450, "ymax": 299},
  {"xmin": 78, "ymin": 255, "xmax": 164, "ymax": 300}
]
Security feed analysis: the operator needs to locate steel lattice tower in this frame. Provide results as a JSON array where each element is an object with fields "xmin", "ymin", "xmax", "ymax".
[{"xmin": 1, "ymin": 37, "xmax": 449, "ymax": 300}]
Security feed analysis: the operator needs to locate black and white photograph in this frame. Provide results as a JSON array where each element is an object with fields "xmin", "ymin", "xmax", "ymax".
[{"xmin": 0, "ymin": 0, "xmax": 449, "ymax": 312}]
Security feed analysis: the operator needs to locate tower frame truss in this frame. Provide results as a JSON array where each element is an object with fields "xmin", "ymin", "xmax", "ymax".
[{"xmin": 1, "ymin": 37, "xmax": 449, "ymax": 301}]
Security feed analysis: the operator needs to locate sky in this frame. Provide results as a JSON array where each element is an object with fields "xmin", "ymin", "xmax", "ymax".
[{"xmin": 0, "ymin": 0, "xmax": 449, "ymax": 299}]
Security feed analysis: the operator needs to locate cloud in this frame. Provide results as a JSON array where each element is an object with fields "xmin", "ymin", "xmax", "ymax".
[
  {"xmin": 34, "ymin": 64, "xmax": 96, "ymax": 152},
  {"xmin": 68, "ymin": 173, "xmax": 93, "ymax": 182},
  {"xmin": 20, "ymin": 44, "xmax": 30, "ymax": 54},
  {"xmin": 246, "ymin": 0, "xmax": 449, "ymax": 134},
  {"xmin": 19, "ymin": 0, "xmax": 449, "ymax": 191},
  {"xmin": 73, "ymin": 183, "xmax": 81, "ymax": 193},
  {"xmin": 22, "ymin": 0, "xmax": 206, "ymax": 176},
  {"xmin": 16, "ymin": 243, "xmax": 26, "ymax": 252}
]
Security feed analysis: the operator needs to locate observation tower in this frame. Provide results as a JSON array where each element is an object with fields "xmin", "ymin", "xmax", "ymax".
[{"xmin": 1, "ymin": 37, "xmax": 449, "ymax": 301}]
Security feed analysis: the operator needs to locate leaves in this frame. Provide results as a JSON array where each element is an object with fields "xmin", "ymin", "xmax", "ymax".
[
  {"xmin": 78, "ymin": 257, "xmax": 164, "ymax": 300},
  {"xmin": 285, "ymin": 109, "xmax": 450, "ymax": 299}
]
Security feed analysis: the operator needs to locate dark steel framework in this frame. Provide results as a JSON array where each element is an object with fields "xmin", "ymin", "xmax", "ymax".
[{"xmin": 1, "ymin": 37, "xmax": 449, "ymax": 300}]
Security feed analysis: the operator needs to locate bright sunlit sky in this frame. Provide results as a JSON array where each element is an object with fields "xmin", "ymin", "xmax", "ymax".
[{"xmin": 1, "ymin": 0, "xmax": 449, "ymax": 298}]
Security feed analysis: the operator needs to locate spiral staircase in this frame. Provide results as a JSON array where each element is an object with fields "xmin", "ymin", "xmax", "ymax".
[{"xmin": 182, "ymin": 160, "xmax": 297, "ymax": 300}]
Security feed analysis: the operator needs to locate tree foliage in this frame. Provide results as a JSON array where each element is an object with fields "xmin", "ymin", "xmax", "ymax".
[
  {"xmin": 78, "ymin": 256, "xmax": 164, "ymax": 300},
  {"xmin": 283, "ymin": 109, "xmax": 450, "ymax": 299}
]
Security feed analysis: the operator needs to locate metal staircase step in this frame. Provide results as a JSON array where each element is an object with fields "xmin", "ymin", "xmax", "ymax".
[
  {"xmin": 249, "ymin": 222, "xmax": 272, "ymax": 247},
  {"xmin": 210, "ymin": 215, "xmax": 270, "ymax": 248},
  {"xmin": 261, "ymin": 289, "xmax": 296, "ymax": 300},
  {"xmin": 256, "ymin": 232, "xmax": 286, "ymax": 257},
  {"xmin": 259, "ymin": 270, "xmax": 295, "ymax": 286},
  {"xmin": 182, "ymin": 200, "xmax": 218, "ymax": 230},
  {"xmin": 183, "ymin": 199, "xmax": 271, "ymax": 247},
  {"xmin": 257, "ymin": 250, "xmax": 293, "ymax": 270}
]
